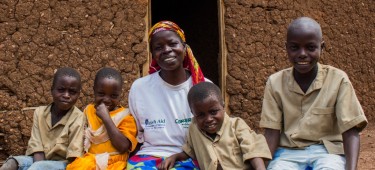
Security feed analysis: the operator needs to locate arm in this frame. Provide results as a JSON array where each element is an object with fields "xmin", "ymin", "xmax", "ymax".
[
  {"xmin": 245, "ymin": 158, "xmax": 266, "ymax": 170},
  {"xmin": 335, "ymin": 78, "xmax": 367, "ymax": 170},
  {"xmin": 96, "ymin": 103, "xmax": 131, "ymax": 153},
  {"xmin": 264, "ymin": 128, "xmax": 280, "ymax": 157},
  {"xmin": 67, "ymin": 109, "xmax": 85, "ymax": 159},
  {"xmin": 26, "ymin": 108, "xmax": 45, "ymax": 160},
  {"xmin": 264, "ymin": 128, "xmax": 280, "ymax": 166},
  {"xmin": 260, "ymin": 78, "xmax": 282, "ymax": 158},
  {"xmin": 342, "ymin": 127, "xmax": 360, "ymax": 170},
  {"xmin": 158, "ymin": 152, "xmax": 190, "ymax": 170},
  {"xmin": 234, "ymin": 119, "xmax": 272, "ymax": 169}
]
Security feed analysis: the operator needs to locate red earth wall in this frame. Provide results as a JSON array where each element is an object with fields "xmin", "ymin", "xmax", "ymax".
[
  {"xmin": 0, "ymin": 0, "xmax": 148, "ymax": 160},
  {"xmin": 0, "ymin": 0, "xmax": 374, "ymax": 163},
  {"xmin": 224, "ymin": 0, "xmax": 375, "ymax": 130}
]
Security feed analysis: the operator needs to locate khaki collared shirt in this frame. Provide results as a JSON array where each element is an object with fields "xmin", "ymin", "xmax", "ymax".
[
  {"xmin": 260, "ymin": 63, "xmax": 368, "ymax": 154},
  {"xmin": 183, "ymin": 113, "xmax": 271, "ymax": 170},
  {"xmin": 26, "ymin": 104, "xmax": 85, "ymax": 161}
]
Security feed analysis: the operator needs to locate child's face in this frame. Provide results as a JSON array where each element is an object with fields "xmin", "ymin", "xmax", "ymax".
[
  {"xmin": 191, "ymin": 94, "xmax": 225, "ymax": 135},
  {"xmin": 286, "ymin": 27, "xmax": 324, "ymax": 74},
  {"xmin": 51, "ymin": 75, "xmax": 81, "ymax": 111},
  {"xmin": 94, "ymin": 77, "xmax": 122, "ymax": 111},
  {"xmin": 150, "ymin": 31, "xmax": 186, "ymax": 71}
]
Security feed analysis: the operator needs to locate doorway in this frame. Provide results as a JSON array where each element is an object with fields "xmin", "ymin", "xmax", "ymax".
[{"xmin": 150, "ymin": 0, "xmax": 220, "ymax": 86}]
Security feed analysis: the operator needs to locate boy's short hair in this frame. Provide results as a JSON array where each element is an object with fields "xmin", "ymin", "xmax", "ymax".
[
  {"xmin": 287, "ymin": 17, "xmax": 323, "ymax": 41},
  {"xmin": 188, "ymin": 82, "xmax": 223, "ymax": 106},
  {"xmin": 52, "ymin": 67, "xmax": 81, "ymax": 90},
  {"xmin": 94, "ymin": 67, "xmax": 123, "ymax": 88}
]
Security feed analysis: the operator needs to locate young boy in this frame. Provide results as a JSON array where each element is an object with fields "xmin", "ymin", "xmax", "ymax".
[
  {"xmin": 0, "ymin": 67, "xmax": 85, "ymax": 170},
  {"xmin": 66, "ymin": 67, "xmax": 137, "ymax": 170},
  {"xmin": 260, "ymin": 17, "xmax": 368, "ymax": 170},
  {"xmin": 159, "ymin": 82, "xmax": 271, "ymax": 170}
]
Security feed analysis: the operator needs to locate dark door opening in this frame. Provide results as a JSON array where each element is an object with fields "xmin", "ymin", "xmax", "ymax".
[{"xmin": 151, "ymin": 0, "xmax": 220, "ymax": 86}]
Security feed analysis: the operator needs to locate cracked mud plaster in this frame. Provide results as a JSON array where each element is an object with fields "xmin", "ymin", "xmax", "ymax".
[
  {"xmin": 0, "ymin": 0, "xmax": 374, "ymax": 165},
  {"xmin": 224, "ymin": 0, "xmax": 375, "ymax": 130},
  {"xmin": 0, "ymin": 0, "xmax": 148, "ymax": 160}
]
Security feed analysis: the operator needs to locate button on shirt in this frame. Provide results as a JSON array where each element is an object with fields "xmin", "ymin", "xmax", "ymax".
[
  {"xmin": 260, "ymin": 63, "xmax": 368, "ymax": 154},
  {"xmin": 183, "ymin": 113, "xmax": 271, "ymax": 170}
]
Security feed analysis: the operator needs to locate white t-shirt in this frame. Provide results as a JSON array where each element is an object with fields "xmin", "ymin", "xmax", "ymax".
[{"xmin": 129, "ymin": 71, "xmax": 209, "ymax": 157}]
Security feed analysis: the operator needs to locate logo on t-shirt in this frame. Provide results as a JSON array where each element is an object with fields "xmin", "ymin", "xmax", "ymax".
[
  {"xmin": 175, "ymin": 118, "xmax": 192, "ymax": 128},
  {"xmin": 144, "ymin": 118, "xmax": 166, "ymax": 129}
]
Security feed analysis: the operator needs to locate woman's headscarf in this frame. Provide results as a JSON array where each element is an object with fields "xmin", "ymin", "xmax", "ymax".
[{"xmin": 148, "ymin": 20, "xmax": 205, "ymax": 85}]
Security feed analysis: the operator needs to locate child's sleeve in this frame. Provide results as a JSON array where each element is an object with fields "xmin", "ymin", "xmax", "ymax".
[
  {"xmin": 118, "ymin": 114, "xmax": 138, "ymax": 152},
  {"xmin": 259, "ymin": 78, "xmax": 283, "ymax": 130},
  {"xmin": 182, "ymin": 128, "xmax": 196, "ymax": 159},
  {"xmin": 336, "ymin": 78, "xmax": 368, "ymax": 133},
  {"xmin": 235, "ymin": 118, "xmax": 272, "ymax": 161},
  {"xmin": 67, "ymin": 110, "xmax": 86, "ymax": 159},
  {"xmin": 25, "ymin": 107, "xmax": 44, "ymax": 155}
]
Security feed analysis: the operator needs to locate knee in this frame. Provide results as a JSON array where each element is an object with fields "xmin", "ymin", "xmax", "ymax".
[
  {"xmin": 28, "ymin": 161, "xmax": 67, "ymax": 170},
  {"xmin": 267, "ymin": 159, "xmax": 300, "ymax": 170},
  {"xmin": 313, "ymin": 156, "xmax": 345, "ymax": 170},
  {"xmin": 0, "ymin": 158, "xmax": 18, "ymax": 170}
]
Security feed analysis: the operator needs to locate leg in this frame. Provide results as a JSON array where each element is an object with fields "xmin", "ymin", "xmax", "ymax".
[
  {"xmin": 308, "ymin": 145, "xmax": 345, "ymax": 170},
  {"xmin": 0, "ymin": 158, "xmax": 18, "ymax": 170},
  {"xmin": 126, "ymin": 155, "xmax": 159, "ymax": 170},
  {"xmin": 28, "ymin": 160, "xmax": 67, "ymax": 170},
  {"xmin": 1, "ymin": 156, "xmax": 34, "ymax": 170},
  {"xmin": 267, "ymin": 147, "xmax": 309, "ymax": 170},
  {"xmin": 170, "ymin": 158, "xmax": 199, "ymax": 170}
]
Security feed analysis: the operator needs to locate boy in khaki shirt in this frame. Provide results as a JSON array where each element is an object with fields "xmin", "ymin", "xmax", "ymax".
[
  {"xmin": 260, "ymin": 17, "xmax": 368, "ymax": 170},
  {"xmin": 0, "ymin": 67, "xmax": 85, "ymax": 170},
  {"xmin": 159, "ymin": 82, "xmax": 271, "ymax": 170}
]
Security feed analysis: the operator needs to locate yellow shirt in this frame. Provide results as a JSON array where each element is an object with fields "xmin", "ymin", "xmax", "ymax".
[
  {"xmin": 183, "ymin": 113, "xmax": 271, "ymax": 170},
  {"xmin": 85, "ymin": 104, "xmax": 137, "ymax": 155},
  {"xmin": 66, "ymin": 104, "xmax": 137, "ymax": 170},
  {"xmin": 260, "ymin": 63, "xmax": 368, "ymax": 154},
  {"xmin": 26, "ymin": 104, "xmax": 85, "ymax": 161}
]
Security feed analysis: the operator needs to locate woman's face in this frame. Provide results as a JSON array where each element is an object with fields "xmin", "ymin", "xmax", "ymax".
[{"xmin": 150, "ymin": 30, "xmax": 186, "ymax": 71}]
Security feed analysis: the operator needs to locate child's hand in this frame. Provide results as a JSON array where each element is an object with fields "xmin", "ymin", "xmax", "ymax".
[
  {"xmin": 95, "ymin": 103, "xmax": 109, "ymax": 120},
  {"xmin": 157, "ymin": 155, "xmax": 178, "ymax": 170}
]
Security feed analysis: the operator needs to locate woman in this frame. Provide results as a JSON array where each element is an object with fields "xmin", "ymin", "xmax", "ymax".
[{"xmin": 127, "ymin": 21, "xmax": 208, "ymax": 169}]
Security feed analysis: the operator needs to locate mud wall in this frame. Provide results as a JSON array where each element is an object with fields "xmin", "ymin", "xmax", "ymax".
[
  {"xmin": 0, "ymin": 0, "xmax": 148, "ymax": 160},
  {"xmin": 224, "ymin": 0, "xmax": 375, "ymax": 130}
]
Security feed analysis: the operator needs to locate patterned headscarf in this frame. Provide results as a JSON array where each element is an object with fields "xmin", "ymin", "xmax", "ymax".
[{"xmin": 148, "ymin": 20, "xmax": 205, "ymax": 85}]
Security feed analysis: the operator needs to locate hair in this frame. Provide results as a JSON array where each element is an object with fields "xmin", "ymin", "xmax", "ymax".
[
  {"xmin": 93, "ymin": 67, "xmax": 123, "ymax": 90},
  {"xmin": 287, "ymin": 17, "xmax": 323, "ymax": 41},
  {"xmin": 52, "ymin": 67, "xmax": 81, "ymax": 90},
  {"xmin": 188, "ymin": 82, "xmax": 224, "ymax": 107}
]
